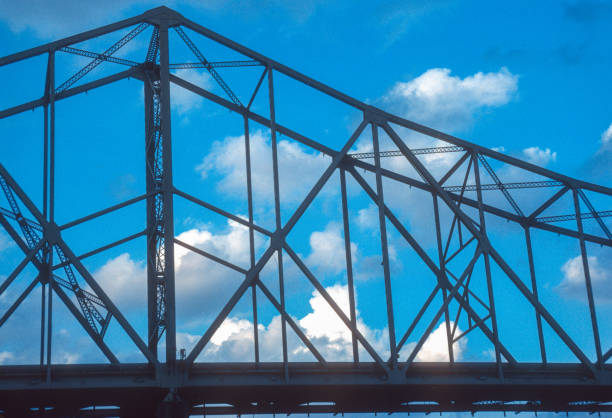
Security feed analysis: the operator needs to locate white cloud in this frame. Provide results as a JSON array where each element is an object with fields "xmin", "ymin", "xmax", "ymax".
[
  {"xmin": 414, "ymin": 321, "xmax": 466, "ymax": 362},
  {"xmin": 174, "ymin": 218, "xmax": 252, "ymax": 271},
  {"xmin": 0, "ymin": 351, "xmax": 14, "ymax": 364},
  {"xmin": 305, "ymin": 223, "xmax": 356, "ymax": 275},
  {"xmin": 180, "ymin": 283, "xmax": 467, "ymax": 363},
  {"xmin": 90, "ymin": 218, "xmax": 258, "ymax": 323},
  {"xmin": 584, "ymin": 122, "xmax": 612, "ymax": 178},
  {"xmin": 557, "ymin": 254, "xmax": 612, "ymax": 303},
  {"xmin": 522, "ymin": 146, "xmax": 557, "ymax": 166},
  {"xmin": 299, "ymin": 283, "xmax": 353, "ymax": 342},
  {"xmin": 0, "ymin": 230, "xmax": 13, "ymax": 254},
  {"xmin": 356, "ymin": 204, "xmax": 379, "ymax": 230},
  {"xmin": 183, "ymin": 284, "xmax": 388, "ymax": 362},
  {"xmin": 93, "ymin": 253, "xmax": 146, "ymax": 309},
  {"xmin": 171, "ymin": 69, "xmax": 212, "ymax": 116},
  {"xmin": 0, "ymin": 287, "xmax": 109, "ymax": 364},
  {"xmin": 382, "ymin": 67, "xmax": 518, "ymax": 132},
  {"xmin": 601, "ymin": 122, "xmax": 612, "ymax": 144},
  {"xmin": 196, "ymin": 130, "xmax": 331, "ymax": 207}
]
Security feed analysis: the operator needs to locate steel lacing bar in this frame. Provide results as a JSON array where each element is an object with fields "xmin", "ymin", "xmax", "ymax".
[
  {"xmin": 54, "ymin": 245, "xmax": 108, "ymax": 333},
  {"xmin": 174, "ymin": 26, "xmax": 243, "ymax": 107},
  {"xmin": 348, "ymin": 146, "xmax": 464, "ymax": 159},
  {"xmin": 169, "ymin": 60, "xmax": 261, "ymax": 69},
  {"xmin": 443, "ymin": 180, "xmax": 564, "ymax": 192},
  {"xmin": 0, "ymin": 174, "xmax": 42, "ymax": 259},
  {"xmin": 52, "ymin": 275, "xmax": 106, "ymax": 308},
  {"xmin": 145, "ymin": 26, "xmax": 159, "ymax": 63},
  {"xmin": 0, "ymin": 207, "xmax": 43, "ymax": 232},
  {"xmin": 1, "ymin": 171, "xmax": 111, "ymax": 335},
  {"xmin": 536, "ymin": 210, "xmax": 612, "ymax": 224},
  {"xmin": 56, "ymin": 22, "xmax": 149, "ymax": 94},
  {"xmin": 577, "ymin": 189, "xmax": 612, "ymax": 240},
  {"xmin": 477, "ymin": 154, "xmax": 524, "ymax": 217},
  {"xmin": 59, "ymin": 46, "xmax": 140, "ymax": 67}
]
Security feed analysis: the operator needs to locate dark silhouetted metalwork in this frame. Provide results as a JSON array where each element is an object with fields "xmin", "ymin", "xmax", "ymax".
[{"xmin": 0, "ymin": 6, "xmax": 611, "ymax": 417}]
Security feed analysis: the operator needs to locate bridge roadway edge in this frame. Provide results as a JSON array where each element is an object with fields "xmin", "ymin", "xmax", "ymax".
[{"xmin": 0, "ymin": 362, "xmax": 611, "ymax": 416}]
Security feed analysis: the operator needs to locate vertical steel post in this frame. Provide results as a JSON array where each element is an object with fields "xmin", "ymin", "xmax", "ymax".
[
  {"xmin": 244, "ymin": 116, "xmax": 260, "ymax": 363},
  {"xmin": 473, "ymin": 153, "xmax": 502, "ymax": 379},
  {"xmin": 573, "ymin": 188, "xmax": 602, "ymax": 365},
  {"xmin": 145, "ymin": 22, "xmax": 176, "ymax": 368},
  {"xmin": 144, "ymin": 72, "xmax": 159, "ymax": 359},
  {"xmin": 432, "ymin": 195, "xmax": 454, "ymax": 363},
  {"xmin": 340, "ymin": 168, "xmax": 359, "ymax": 362},
  {"xmin": 40, "ymin": 53, "xmax": 50, "ymax": 368},
  {"xmin": 524, "ymin": 227, "xmax": 546, "ymax": 363},
  {"xmin": 268, "ymin": 67, "xmax": 289, "ymax": 378},
  {"xmin": 371, "ymin": 122, "xmax": 396, "ymax": 368},
  {"xmin": 40, "ymin": 281, "xmax": 45, "ymax": 367},
  {"xmin": 159, "ymin": 22, "xmax": 177, "ymax": 368},
  {"xmin": 46, "ymin": 49, "xmax": 55, "ymax": 382}
]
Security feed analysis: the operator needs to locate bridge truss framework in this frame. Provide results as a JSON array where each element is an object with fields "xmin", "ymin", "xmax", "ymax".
[{"xmin": 0, "ymin": 6, "xmax": 611, "ymax": 417}]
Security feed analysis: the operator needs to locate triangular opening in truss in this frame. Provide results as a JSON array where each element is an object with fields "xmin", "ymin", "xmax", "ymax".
[
  {"xmin": 482, "ymin": 210, "xmax": 532, "ymax": 285},
  {"xmin": 0, "ymin": 53, "xmax": 47, "ymax": 111},
  {"xmin": 487, "ymin": 254, "xmax": 543, "ymax": 362},
  {"xmin": 576, "ymin": 189, "xmax": 612, "ymax": 240},
  {"xmin": 0, "ymin": 262, "xmax": 42, "ymax": 365},
  {"xmin": 193, "ymin": 280, "xmax": 256, "ymax": 362},
  {"xmin": 78, "ymin": 234, "xmax": 148, "ymax": 345},
  {"xmin": 50, "ymin": 242, "xmax": 150, "ymax": 363},
  {"xmin": 282, "ymin": 248, "xmax": 388, "ymax": 364},
  {"xmin": 284, "ymin": 171, "xmax": 344, "ymax": 282},
  {"xmin": 271, "ymin": 71, "xmax": 363, "ymax": 153},
  {"xmin": 172, "ymin": 223, "xmax": 247, "ymax": 341},
  {"xmin": 54, "ymin": 23, "xmax": 152, "ymax": 96},
  {"xmin": 275, "ymin": 133, "xmax": 334, "ymax": 228},
  {"xmin": 489, "ymin": 239, "xmax": 598, "ymax": 364},
  {"xmin": 584, "ymin": 241, "xmax": 612, "ymax": 362},
  {"xmin": 49, "ymin": 288, "xmax": 111, "ymax": 364},
  {"xmin": 169, "ymin": 25, "xmax": 265, "ymax": 108}
]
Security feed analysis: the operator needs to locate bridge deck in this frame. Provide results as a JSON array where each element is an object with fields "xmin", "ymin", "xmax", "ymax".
[{"xmin": 1, "ymin": 362, "xmax": 611, "ymax": 415}]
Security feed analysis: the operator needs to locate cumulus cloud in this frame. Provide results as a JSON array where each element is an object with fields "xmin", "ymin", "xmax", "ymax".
[
  {"xmin": 196, "ymin": 130, "xmax": 331, "ymax": 207},
  {"xmin": 171, "ymin": 69, "xmax": 213, "ymax": 116},
  {"xmin": 0, "ymin": 230, "xmax": 14, "ymax": 254},
  {"xmin": 93, "ymin": 253, "xmax": 146, "ymax": 308},
  {"xmin": 602, "ymin": 123, "xmax": 612, "ymax": 144},
  {"xmin": 356, "ymin": 204, "xmax": 379, "ymax": 230},
  {"xmin": 196, "ymin": 284, "xmax": 374, "ymax": 362},
  {"xmin": 381, "ymin": 67, "xmax": 518, "ymax": 132},
  {"xmin": 557, "ymin": 254, "xmax": 612, "ymax": 303},
  {"xmin": 305, "ymin": 223, "xmax": 356, "ymax": 275},
  {"xmin": 0, "ymin": 284, "xmax": 109, "ymax": 364},
  {"xmin": 179, "ymin": 283, "xmax": 465, "ymax": 363},
  {"xmin": 0, "ymin": 351, "xmax": 14, "ymax": 364},
  {"xmin": 91, "ymin": 218, "xmax": 257, "ymax": 324},
  {"xmin": 584, "ymin": 122, "xmax": 612, "ymax": 180},
  {"xmin": 522, "ymin": 146, "xmax": 557, "ymax": 166},
  {"xmin": 414, "ymin": 321, "xmax": 466, "ymax": 362}
]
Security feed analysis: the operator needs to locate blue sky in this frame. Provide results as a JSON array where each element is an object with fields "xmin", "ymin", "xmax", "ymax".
[{"xmin": 0, "ymin": 1, "xmax": 611, "ymax": 414}]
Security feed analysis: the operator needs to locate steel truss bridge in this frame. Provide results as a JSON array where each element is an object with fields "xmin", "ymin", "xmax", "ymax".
[{"xmin": 0, "ymin": 6, "xmax": 611, "ymax": 417}]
